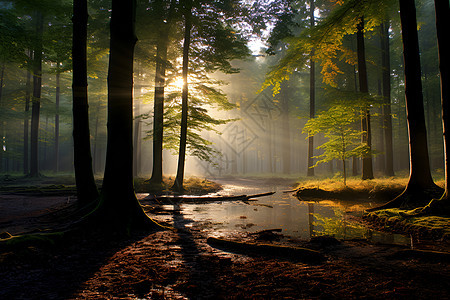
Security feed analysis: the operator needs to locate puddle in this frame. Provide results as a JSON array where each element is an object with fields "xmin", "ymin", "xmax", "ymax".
[{"xmin": 142, "ymin": 179, "xmax": 411, "ymax": 247}]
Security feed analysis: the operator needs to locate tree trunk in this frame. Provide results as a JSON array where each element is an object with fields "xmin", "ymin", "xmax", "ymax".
[
  {"xmin": 307, "ymin": 0, "xmax": 315, "ymax": 177},
  {"xmin": 280, "ymin": 82, "xmax": 291, "ymax": 174},
  {"xmin": 54, "ymin": 62, "xmax": 60, "ymax": 173},
  {"xmin": 0, "ymin": 63, "xmax": 5, "ymax": 171},
  {"xmin": 133, "ymin": 72, "xmax": 141, "ymax": 178},
  {"xmin": 400, "ymin": 0, "xmax": 435, "ymax": 189},
  {"xmin": 30, "ymin": 12, "xmax": 43, "ymax": 177},
  {"xmin": 172, "ymin": 0, "xmax": 193, "ymax": 192},
  {"xmin": 368, "ymin": 0, "xmax": 442, "ymax": 211},
  {"xmin": 356, "ymin": 18, "xmax": 374, "ymax": 180},
  {"xmin": 376, "ymin": 78, "xmax": 385, "ymax": 173},
  {"xmin": 149, "ymin": 31, "xmax": 169, "ymax": 185},
  {"xmin": 24, "ymin": 62, "xmax": 32, "ymax": 174},
  {"xmin": 72, "ymin": 0, "xmax": 99, "ymax": 205},
  {"xmin": 435, "ymin": 0, "xmax": 450, "ymax": 197},
  {"xmin": 149, "ymin": 0, "xmax": 175, "ymax": 185},
  {"xmin": 381, "ymin": 21, "xmax": 395, "ymax": 176},
  {"xmin": 98, "ymin": 0, "xmax": 153, "ymax": 229}
]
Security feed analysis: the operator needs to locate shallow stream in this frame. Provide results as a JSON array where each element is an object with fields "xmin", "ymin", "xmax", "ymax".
[{"xmin": 145, "ymin": 178, "xmax": 410, "ymax": 246}]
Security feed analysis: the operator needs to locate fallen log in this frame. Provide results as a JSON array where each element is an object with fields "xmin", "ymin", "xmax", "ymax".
[
  {"xmin": 146, "ymin": 191, "xmax": 275, "ymax": 203},
  {"xmin": 249, "ymin": 228, "xmax": 282, "ymax": 235},
  {"xmin": 207, "ymin": 237, "xmax": 326, "ymax": 264}
]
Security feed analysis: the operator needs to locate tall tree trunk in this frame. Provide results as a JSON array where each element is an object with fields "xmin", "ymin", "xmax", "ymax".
[
  {"xmin": 98, "ymin": 0, "xmax": 153, "ymax": 229},
  {"xmin": 368, "ymin": 0, "xmax": 442, "ymax": 211},
  {"xmin": 24, "ymin": 61, "xmax": 32, "ymax": 174},
  {"xmin": 356, "ymin": 18, "xmax": 374, "ymax": 180},
  {"xmin": 133, "ymin": 71, "xmax": 141, "ymax": 178},
  {"xmin": 92, "ymin": 104, "xmax": 100, "ymax": 174},
  {"xmin": 381, "ymin": 21, "xmax": 395, "ymax": 176},
  {"xmin": 30, "ymin": 12, "xmax": 44, "ymax": 177},
  {"xmin": 376, "ymin": 78, "xmax": 385, "ymax": 173},
  {"xmin": 149, "ymin": 31, "xmax": 169, "ymax": 185},
  {"xmin": 72, "ymin": 0, "xmax": 98, "ymax": 205},
  {"xmin": 352, "ymin": 65, "xmax": 359, "ymax": 176},
  {"xmin": 435, "ymin": 0, "xmax": 450, "ymax": 197},
  {"xmin": 400, "ymin": 0, "xmax": 435, "ymax": 189},
  {"xmin": 54, "ymin": 62, "xmax": 60, "ymax": 173},
  {"xmin": 0, "ymin": 62, "xmax": 5, "ymax": 172},
  {"xmin": 280, "ymin": 82, "xmax": 291, "ymax": 174},
  {"xmin": 149, "ymin": 0, "xmax": 175, "ymax": 186},
  {"xmin": 307, "ymin": 0, "xmax": 315, "ymax": 177},
  {"xmin": 172, "ymin": 0, "xmax": 193, "ymax": 192}
]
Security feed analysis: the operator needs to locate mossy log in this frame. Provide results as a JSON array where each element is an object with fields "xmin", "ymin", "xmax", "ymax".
[{"xmin": 207, "ymin": 237, "xmax": 326, "ymax": 264}]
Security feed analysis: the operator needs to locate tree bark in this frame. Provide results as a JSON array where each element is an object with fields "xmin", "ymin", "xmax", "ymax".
[
  {"xmin": 30, "ymin": 11, "xmax": 43, "ymax": 177},
  {"xmin": 280, "ymin": 81, "xmax": 291, "ymax": 174},
  {"xmin": 400, "ymin": 0, "xmax": 435, "ymax": 189},
  {"xmin": 356, "ymin": 18, "xmax": 374, "ymax": 180},
  {"xmin": 307, "ymin": 0, "xmax": 315, "ymax": 177},
  {"xmin": 0, "ymin": 63, "xmax": 5, "ymax": 171},
  {"xmin": 435, "ymin": 0, "xmax": 450, "ymax": 197},
  {"xmin": 133, "ymin": 70, "xmax": 141, "ymax": 178},
  {"xmin": 23, "ymin": 60, "xmax": 32, "ymax": 174},
  {"xmin": 98, "ymin": 0, "xmax": 154, "ymax": 229},
  {"xmin": 172, "ymin": 0, "xmax": 193, "ymax": 192},
  {"xmin": 367, "ymin": 0, "xmax": 442, "ymax": 211},
  {"xmin": 54, "ymin": 62, "xmax": 60, "ymax": 173},
  {"xmin": 149, "ymin": 0, "xmax": 175, "ymax": 185},
  {"xmin": 72, "ymin": 0, "xmax": 99, "ymax": 205},
  {"xmin": 381, "ymin": 21, "xmax": 395, "ymax": 176},
  {"xmin": 149, "ymin": 29, "xmax": 169, "ymax": 185}
]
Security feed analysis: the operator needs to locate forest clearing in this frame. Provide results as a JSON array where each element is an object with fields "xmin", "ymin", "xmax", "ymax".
[
  {"xmin": 2, "ymin": 0, "xmax": 450, "ymax": 298},
  {"xmin": 1, "ymin": 176, "xmax": 450, "ymax": 299}
]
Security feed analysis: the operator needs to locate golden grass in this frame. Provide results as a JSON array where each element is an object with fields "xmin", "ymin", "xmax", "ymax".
[
  {"xmin": 295, "ymin": 176, "xmax": 444, "ymax": 194},
  {"xmin": 134, "ymin": 176, "xmax": 222, "ymax": 195}
]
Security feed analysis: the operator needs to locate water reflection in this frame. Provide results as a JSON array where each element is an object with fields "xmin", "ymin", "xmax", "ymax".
[{"xmin": 146, "ymin": 179, "xmax": 410, "ymax": 246}]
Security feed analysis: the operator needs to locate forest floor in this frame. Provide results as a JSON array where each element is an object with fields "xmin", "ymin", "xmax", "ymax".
[{"xmin": 1, "ymin": 177, "xmax": 450, "ymax": 299}]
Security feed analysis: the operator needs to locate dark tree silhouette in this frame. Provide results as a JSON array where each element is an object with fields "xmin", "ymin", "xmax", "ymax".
[
  {"xmin": 307, "ymin": 0, "xmax": 315, "ymax": 177},
  {"xmin": 417, "ymin": 0, "xmax": 450, "ymax": 215},
  {"xmin": 435, "ymin": 0, "xmax": 450, "ymax": 199},
  {"xmin": 30, "ymin": 11, "xmax": 43, "ymax": 177},
  {"xmin": 148, "ymin": 0, "xmax": 176, "ymax": 186},
  {"xmin": 368, "ymin": 0, "xmax": 442, "ymax": 211},
  {"xmin": 80, "ymin": 0, "xmax": 158, "ymax": 231},
  {"xmin": 380, "ymin": 21, "xmax": 395, "ymax": 177},
  {"xmin": 172, "ymin": 0, "xmax": 193, "ymax": 192},
  {"xmin": 72, "ymin": 0, "xmax": 98, "ymax": 205},
  {"xmin": 356, "ymin": 17, "xmax": 374, "ymax": 180}
]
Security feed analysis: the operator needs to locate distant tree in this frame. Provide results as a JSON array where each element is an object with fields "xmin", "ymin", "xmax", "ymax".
[
  {"xmin": 29, "ymin": 10, "xmax": 44, "ymax": 177},
  {"xmin": 356, "ymin": 18, "xmax": 374, "ymax": 180},
  {"xmin": 147, "ymin": 0, "xmax": 177, "ymax": 187},
  {"xmin": 380, "ymin": 20, "xmax": 395, "ymax": 177},
  {"xmin": 172, "ymin": 0, "xmax": 193, "ymax": 192},
  {"xmin": 72, "ymin": 0, "xmax": 99, "ymax": 205},
  {"xmin": 170, "ymin": 0, "xmax": 250, "ymax": 191},
  {"xmin": 303, "ymin": 103, "xmax": 369, "ymax": 185},
  {"xmin": 307, "ymin": 0, "xmax": 316, "ymax": 177}
]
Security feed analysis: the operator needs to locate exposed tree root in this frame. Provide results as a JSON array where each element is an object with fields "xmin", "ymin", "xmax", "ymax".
[
  {"xmin": 399, "ymin": 196, "xmax": 450, "ymax": 217},
  {"xmin": 366, "ymin": 184, "xmax": 444, "ymax": 212}
]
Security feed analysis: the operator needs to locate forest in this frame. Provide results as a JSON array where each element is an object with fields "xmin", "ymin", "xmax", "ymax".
[{"xmin": 1, "ymin": 0, "xmax": 450, "ymax": 298}]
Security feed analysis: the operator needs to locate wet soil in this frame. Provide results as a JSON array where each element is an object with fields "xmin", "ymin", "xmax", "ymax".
[{"xmin": 1, "ymin": 193, "xmax": 450, "ymax": 299}]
